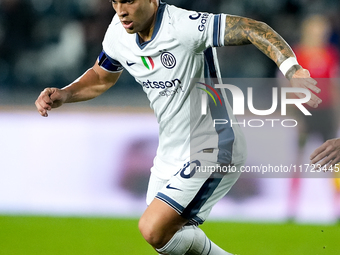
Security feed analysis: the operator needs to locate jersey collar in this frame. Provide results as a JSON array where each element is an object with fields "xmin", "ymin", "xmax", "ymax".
[{"xmin": 136, "ymin": 1, "xmax": 166, "ymax": 50}]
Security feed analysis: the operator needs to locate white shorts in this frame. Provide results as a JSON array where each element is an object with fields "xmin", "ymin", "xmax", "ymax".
[{"xmin": 146, "ymin": 159, "xmax": 243, "ymax": 225}]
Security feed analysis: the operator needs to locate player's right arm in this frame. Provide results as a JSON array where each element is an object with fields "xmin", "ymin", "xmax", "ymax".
[
  {"xmin": 223, "ymin": 15, "xmax": 322, "ymax": 108},
  {"xmin": 35, "ymin": 60, "xmax": 122, "ymax": 117}
]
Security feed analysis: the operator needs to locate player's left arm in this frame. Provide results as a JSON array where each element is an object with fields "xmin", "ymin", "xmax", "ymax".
[{"xmin": 223, "ymin": 15, "xmax": 322, "ymax": 108}]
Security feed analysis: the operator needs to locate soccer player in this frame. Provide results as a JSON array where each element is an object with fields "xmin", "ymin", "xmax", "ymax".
[{"xmin": 35, "ymin": 0, "xmax": 321, "ymax": 254}]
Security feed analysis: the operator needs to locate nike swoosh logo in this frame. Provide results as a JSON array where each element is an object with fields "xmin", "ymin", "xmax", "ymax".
[
  {"xmin": 126, "ymin": 61, "xmax": 136, "ymax": 66},
  {"xmin": 166, "ymin": 184, "xmax": 182, "ymax": 191}
]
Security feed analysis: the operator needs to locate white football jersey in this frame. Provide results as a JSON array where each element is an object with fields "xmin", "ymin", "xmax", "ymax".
[{"xmin": 100, "ymin": 2, "xmax": 247, "ymax": 179}]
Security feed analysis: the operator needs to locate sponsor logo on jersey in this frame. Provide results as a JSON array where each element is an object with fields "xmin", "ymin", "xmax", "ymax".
[
  {"xmin": 159, "ymin": 85, "xmax": 184, "ymax": 97},
  {"xmin": 141, "ymin": 56, "xmax": 155, "ymax": 70},
  {"xmin": 142, "ymin": 78, "xmax": 181, "ymax": 90},
  {"xmin": 141, "ymin": 78, "xmax": 184, "ymax": 97},
  {"xmin": 161, "ymin": 52, "xmax": 176, "ymax": 69},
  {"xmin": 189, "ymin": 12, "xmax": 209, "ymax": 32}
]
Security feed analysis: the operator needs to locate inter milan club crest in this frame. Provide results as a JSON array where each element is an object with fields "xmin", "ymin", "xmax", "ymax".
[{"xmin": 161, "ymin": 52, "xmax": 176, "ymax": 69}]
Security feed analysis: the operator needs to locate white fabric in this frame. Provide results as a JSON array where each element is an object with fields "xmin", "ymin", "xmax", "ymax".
[
  {"xmin": 156, "ymin": 225, "xmax": 233, "ymax": 254},
  {"xmin": 279, "ymin": 57, "xmax": 299, "ymax": 76}
]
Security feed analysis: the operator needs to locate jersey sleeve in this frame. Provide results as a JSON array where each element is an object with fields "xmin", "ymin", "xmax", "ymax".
[
  {"xmin": 173, "ymin": 8, "xmax": 226, "ymax": 52},
  {"xmin": 98, "ymin": 50, "xmax": 124, "ymax": 73}
]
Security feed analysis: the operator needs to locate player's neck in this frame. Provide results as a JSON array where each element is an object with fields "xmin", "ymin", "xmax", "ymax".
[
  {"xmin": 137, "ymin": 6, "xmax": 158, "ymax": 43},
  {"xmin": 138, "ymin": 27, "xmax": 154, "ymax": 43}
]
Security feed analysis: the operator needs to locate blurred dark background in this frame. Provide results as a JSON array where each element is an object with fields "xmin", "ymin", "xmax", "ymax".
[{"xmin": 0, "ymin": 0, "xmax": 339, "ymax": 103}]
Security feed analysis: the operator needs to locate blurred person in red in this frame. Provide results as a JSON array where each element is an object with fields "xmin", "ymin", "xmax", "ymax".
[
  {"xmin": 290, "ymin": 14, "xmax": 340, "ymax": 219},
  {"xmin": 294, "ymin": 14, "xmax": 339, "ymax": 151}
]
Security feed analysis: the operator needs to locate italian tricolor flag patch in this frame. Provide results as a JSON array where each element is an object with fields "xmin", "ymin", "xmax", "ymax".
[{"xmin": 141, "ymin": 56, "xmax": 155, "ymax": 70}]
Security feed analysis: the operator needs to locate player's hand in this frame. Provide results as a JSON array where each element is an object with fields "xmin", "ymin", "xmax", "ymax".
[
  {"xmin": 310, "ymin": 138, "xmax": 340, "ymax": 168},
  {"xmin": 35, "ymin": 88, "xmax": 68, "ymax": 117},
  {"xmin": 289, "ymin": 68, "xmax": 322, "ymax": 108}
]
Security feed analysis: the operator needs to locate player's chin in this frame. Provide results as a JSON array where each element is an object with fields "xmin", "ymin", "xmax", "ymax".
[{"xmin": 124, "ymin": 27, "xmax": 136, "ymax": 34}]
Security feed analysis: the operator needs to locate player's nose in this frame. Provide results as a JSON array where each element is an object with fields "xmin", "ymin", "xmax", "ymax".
[{"xmin": 115, "ymin": 3, "xmax": 128, "ymax": 17}]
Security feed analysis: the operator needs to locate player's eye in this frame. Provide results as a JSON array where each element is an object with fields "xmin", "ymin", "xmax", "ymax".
[{"xmin": 110, "ymin": 0, "xmax": 134, "ymax": 3}]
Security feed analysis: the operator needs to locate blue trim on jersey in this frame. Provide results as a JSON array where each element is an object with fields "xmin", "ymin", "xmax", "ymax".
[
  {"xmin": 98, "ymin": 50, "xmax": 124, "ymax": 72},
  {"xmin": 189, "ymin": 216, "xmax": 204, "ymax": 225},
  {"xmin": 213, "ymin": 15, "xmax": 222, "ymax": 47},
  {"xmin": 204, "ymin": 47, "xmax": 235, "ymax": 164},
  {"xmin": 156, "ymin": 192, "xmax": 184, "ymax": 214},
  {"xmin": 207, "ymin": 240, "xmax": 212, "ymax": 254},
  {"xmin": 181, "ymin": 174, "xmax": 222, "ymax": 220},
  {"xmin": 136, "ymin": 2, "xmax": 166, "ymax": 50}
]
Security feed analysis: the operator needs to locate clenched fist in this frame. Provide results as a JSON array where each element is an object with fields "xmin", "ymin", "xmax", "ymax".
[{"xmin": 35, "ymin": 88, "xmax": 69, "ymax": 117}]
